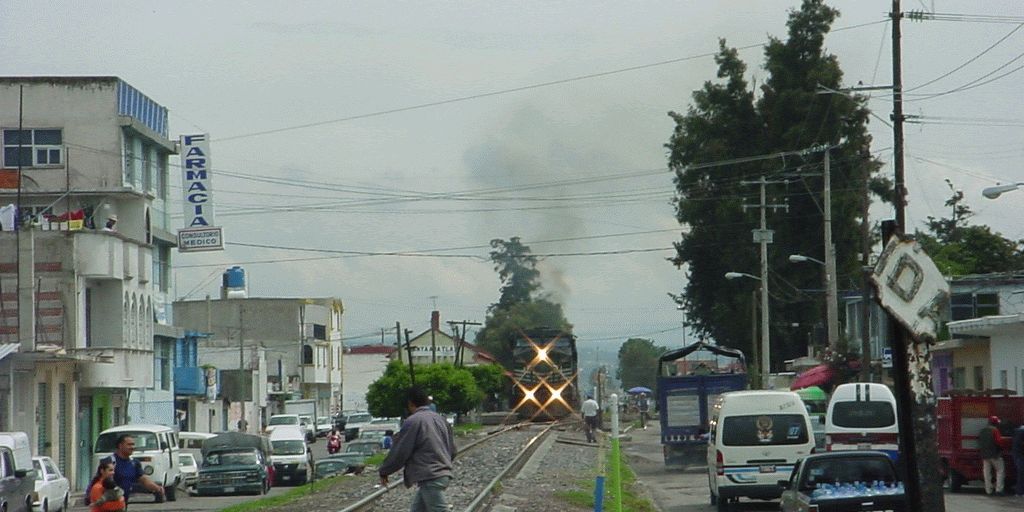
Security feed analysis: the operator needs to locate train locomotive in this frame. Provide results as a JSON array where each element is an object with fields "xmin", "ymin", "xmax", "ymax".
[{"xmin": 510, "ymin": 328, "xmax": 579, "ymax": 420}]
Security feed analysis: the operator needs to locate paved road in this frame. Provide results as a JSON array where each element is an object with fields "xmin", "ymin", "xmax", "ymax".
[
  {"xmin": 623, "ymin": 421, "xmax": 1024, "ymax": 511},
  {"xmin": 69, "ymin": 434, "xmax": 338, "ymax": 512}
]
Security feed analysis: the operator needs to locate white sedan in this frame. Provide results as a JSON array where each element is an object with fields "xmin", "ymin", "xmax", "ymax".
[{"xmin": 31, "ymin": 456, "xmax": 70, "ymax": 512}]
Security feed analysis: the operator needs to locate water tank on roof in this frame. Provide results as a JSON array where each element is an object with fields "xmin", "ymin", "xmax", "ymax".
[{"xmin": 221, "ymin": 266, "xmax": 247, "ymax": 298}]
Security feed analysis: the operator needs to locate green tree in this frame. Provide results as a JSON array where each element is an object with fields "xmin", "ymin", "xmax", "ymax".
[
  {"xmin": 915, "ymin": 181, "xmax": 1024, "ymax": 275},
  {"xmin": 468, "ymin": 363, "xmax": 507, "ymax": 398},
  {"xmin": 366, "ymin": 361, "xmax": 484, "ymax": 417},
  {"xmin": 666, "ymin": 0, "xmax": 885, "ymax": 367},
  {"xmin": 489, "ymin": 237, "xmax": 541, "ymax": 310},
  {"xmin": 616, "ymin": 338, "xmax": 668, "ymax": 392}
]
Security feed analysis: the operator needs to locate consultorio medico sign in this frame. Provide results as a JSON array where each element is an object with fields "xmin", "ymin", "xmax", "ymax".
[{"xmin": 178, "ymin": 134, "xmax": 223, "ymax": 252}]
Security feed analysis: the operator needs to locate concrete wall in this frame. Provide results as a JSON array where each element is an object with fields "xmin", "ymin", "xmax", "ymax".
[
  {"xmin": 988, "ymin": 325, "xmax": 1024, "ymax": 393},
  {"xmin": 342, "ymin": 352, "xmax": 391, "ymax": 411}
]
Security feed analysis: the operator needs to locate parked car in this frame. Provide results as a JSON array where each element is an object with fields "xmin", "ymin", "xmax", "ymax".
[
  {"xmin": 357, "ymin": 427, "xmax": 389, "ymax": 445},
  {"xmin": 31, "ymin": 456, "xmax": 69, "ymax": 512},
  {"xmin": 298, "ymin": 415, "xmax": 317, "ymax": 443},
  {"xmin": 344, "ymin": 440, "xmax": 380, "ymax": 457},
  {"xmin": 343, "ymin": 412, "xmax": 373, "ymax": 442},
  {"xmin": 778, "ymin": 451, "xmax": 905, "ymax": 512},
  {"xmin": 0, "ymin": 432, "xmax": 36, "ymax": 512},
  {"xmin": 195, "ymin": 433, "xmax": 272, "ymax": 496},
  {"xmin": 314, "ymin": 454, "xmax": 366, "ymax": 479},
  {"xmin": 178, "ymin": 453, "xmax": 199, "ymax": 489},
  {"xmin": 93, "ymin": 424, "xmax": 181, "ymax": 502},
  {"xmin": 178, "ymin": 432, "xmax": 216, "ymax": 463},
  {"xmin": 368, "ymin": 417, "xmax": 400, "ymax": 432},
  {"xmin": 265, "ymin": 414, "xmax": 303, "ymax": 436}
]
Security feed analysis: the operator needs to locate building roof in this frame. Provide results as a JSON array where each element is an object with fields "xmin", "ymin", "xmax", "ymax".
[
  {"xmin": 948, "ymin": 313, "xmax": 1024, "ymax": 337},
  {"xmin": 346, "ymin": 345, "xmax": 396, "ymax": 355}
]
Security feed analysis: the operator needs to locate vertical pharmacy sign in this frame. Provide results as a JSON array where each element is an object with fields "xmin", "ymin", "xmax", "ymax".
[{"xmin": 178, "ymin": 134, "xmax": 224, "ymax": 252}]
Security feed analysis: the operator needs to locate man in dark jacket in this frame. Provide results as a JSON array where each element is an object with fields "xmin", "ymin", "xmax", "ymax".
[
  {"xmin": 379, "ymin": 386, "xmax": 457, "ymax": 512},
  {"xmin": 979, "ymin": 415, "xmax": 1011, "ymax": 495},
  {"xmin": 1013, "ymin": 424, "xmax": 1024, "ymax": 497}
]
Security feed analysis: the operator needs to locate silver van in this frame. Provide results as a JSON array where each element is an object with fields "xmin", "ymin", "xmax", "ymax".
[{"xmin": 93, "ymin": 424, "xmax": 182, "ymax": 501}]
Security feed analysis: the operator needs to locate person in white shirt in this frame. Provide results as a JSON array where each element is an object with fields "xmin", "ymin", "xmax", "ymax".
[{"xmin": 580, "ymin": 395, "xmax": 600, "ymax": 443}]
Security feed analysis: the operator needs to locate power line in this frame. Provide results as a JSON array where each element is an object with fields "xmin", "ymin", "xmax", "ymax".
[{"xmin": 903, "ymin": 22, "xmax": 1024, "ymax": 93}]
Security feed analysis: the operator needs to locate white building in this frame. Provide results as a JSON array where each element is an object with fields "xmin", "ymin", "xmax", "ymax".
[
  {"xmin": 342, "ymin": 345, "xmax": 396, "ymax": 412},
  {"xmin": 0, "ymin": 76, "xmax": 179, "ymax": 489}
]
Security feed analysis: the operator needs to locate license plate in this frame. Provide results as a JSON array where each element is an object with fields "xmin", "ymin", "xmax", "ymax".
[
  {"xmin": 858, "ymin": 443, "xmax": 872, "ymax": 450},
  {"xmin": 223, "ymin": 486, "xmax": 235, "ymax": 493},
  {"xmin": 283, "ymin": 475, "xmax": 291, "ymax": 481},
  {"xmin": 759, "ymin": 465, "xmax": 775, "ymax": 473}
]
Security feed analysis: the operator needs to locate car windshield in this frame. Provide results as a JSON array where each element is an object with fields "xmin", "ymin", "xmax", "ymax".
[
  {"xmin": 318, "ymin": 416, "xmax": 330, "ymax": 424},
  {"xmin": 269, "ymin": 416, "xmax": 298, "ymax": 426},
  {"xmin": 831, "ymin": 402, "xmax": 896, "ymax": 429},
  {"xmin": 179, "ymin": 455, "xmax": 196, "ymax": 467},
  {"xmin": 348, "ymin": 414, "xmax": 372, "ymax": 423},
  {"xmin": 204, "ymin": 451, "xmax": 259, "ymax": 466},
  {"xmin": 94, "ymin": 431, "xmax": 160, "ymax": 452},
  {"xmin": 272, "ymin": 440, "xmax": 306, "ymax": 455}
]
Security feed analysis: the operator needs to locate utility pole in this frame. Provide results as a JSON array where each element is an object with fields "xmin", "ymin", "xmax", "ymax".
[
  {"xmin": 823, "ymin": 150, "xmax": 840, "ymax": 348},
  {"xmin": 448, "ymin": 320, "xmax": 481, "ymax": 367},
  {"xmin": 888, "ymin": 2, "xmax": 943, "ymax": 510},
  {"xmin": 742, "ymin": 177, "xmax": 788, "ymax": 389},
  {"xmin": 395, "ymin": 322, "xmax": 403, "ymax": 365},
  {"xmin": 404, "ymin": 329, "xmax": 416, "ymax": 385},
  {"xmin": 239, "ymin": 304, "xmax": 246, "ymax": 432},
  {"xmin": 860, "ymin": 161, "xmax": 873, "ymax": 381}
]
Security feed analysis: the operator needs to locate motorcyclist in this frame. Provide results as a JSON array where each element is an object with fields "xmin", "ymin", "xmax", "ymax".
[{"xmin": 327, "ymin": 429, "xmax": 342, "ymax": 454}]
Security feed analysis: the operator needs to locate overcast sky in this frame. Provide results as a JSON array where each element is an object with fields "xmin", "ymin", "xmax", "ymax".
[{"xmin": 4, "ymin": 1, "xmax": 1023, "ymax": 357}]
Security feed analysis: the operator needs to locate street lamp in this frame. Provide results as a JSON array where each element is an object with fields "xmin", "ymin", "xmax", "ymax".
[
  {"xmin": 982, "ymin": 183, "xmax": 1024, "ymax": 199},
  {"xmin": 725, "ymin": 271, "xmax": 769, "ymax": 389},
  {"xmin": 789, "ymin": 254, "xmax": 840, "ymax": 349}
]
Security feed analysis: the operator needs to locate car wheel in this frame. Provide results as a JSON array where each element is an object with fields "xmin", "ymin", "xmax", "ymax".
[
  {"xmin": 40, "ymin": 498, "xmax": 48, "ymax": 512},
  {"xmin": 166, "ymin": 483, "xmax": 178, "ymax": 502},
  {"xmin": 62, "ymin": 494, "xmax": 69, "ymax": 512},
  {"xmin": 716, "ymin": 496, "xmax": 730, "ymax": 512}
]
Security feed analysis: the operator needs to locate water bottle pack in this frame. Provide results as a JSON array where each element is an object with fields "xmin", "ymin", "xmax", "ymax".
[{"xmin": 810, "ymin": 480, "xmax": 905, "ymax": 499}]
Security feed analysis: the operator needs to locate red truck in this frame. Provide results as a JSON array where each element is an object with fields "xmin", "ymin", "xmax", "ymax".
[{"xmin": 937, "ymin": 392, "xmax": 1024, "ymax": 492}]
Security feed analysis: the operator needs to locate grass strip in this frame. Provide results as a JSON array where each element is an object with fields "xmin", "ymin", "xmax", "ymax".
[
  {"xmin": 554, "ymin": 443, "xmax": 656, "ymax": 512},
  {"xmin": 215, "ymin": 476, "xmax": 356, "ymax": 512}
]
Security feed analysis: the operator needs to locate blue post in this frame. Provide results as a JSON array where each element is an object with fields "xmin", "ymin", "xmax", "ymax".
[{"xmin": 593, "ymin": 475, "xmax": 605, "ymax": 512}]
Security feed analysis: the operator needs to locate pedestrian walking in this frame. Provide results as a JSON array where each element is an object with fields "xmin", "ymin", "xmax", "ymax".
[
  {"xmin": 379, "ymin": 386, "xmax": 457, "ymax": 512},
  {"xmin": 1013, "ymin": 423, "xmax": 1024, "ymax": 498},
  {"xmin": 101, "ymin": 434, "xmax": 165, "ymax": 506},
  {"xmin": 581, "ymin": 394, "xmax": 600, "ymax": 443},
  {"xmin": 978, "ymin": 415, "xmax": 1011, "ymax": 495},
  {"xmin": 638, "ymin": 394, "xmax": 650, "ymax": 430}
]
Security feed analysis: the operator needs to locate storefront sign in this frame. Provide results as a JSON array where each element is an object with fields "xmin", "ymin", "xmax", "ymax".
[{"xmin": 180, "ymin": 134, "xmax": 215, "ymax": 227}]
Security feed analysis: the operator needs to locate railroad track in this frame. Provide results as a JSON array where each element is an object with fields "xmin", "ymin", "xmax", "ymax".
[{"xmin": 338, "ymin": 421, "xmax": 559, "ymax": 512}]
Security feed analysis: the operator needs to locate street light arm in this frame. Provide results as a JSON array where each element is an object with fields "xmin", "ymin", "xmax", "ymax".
[
  {"xmin": 982, "ymin": 183, "xmax": 1024, "ymax": 199},
  {"xmin": 789, "ymin": 254, "xmax": 825, "ymax": 265},
  {"xmin": 724, "ymin": 272, "xmax": 761, "ymax": 281}
]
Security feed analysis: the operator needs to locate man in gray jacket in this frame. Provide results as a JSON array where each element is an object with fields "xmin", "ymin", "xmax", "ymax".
[{"xmin": 379, "ymin": 386, "xmax": 457, "ymax": 511}]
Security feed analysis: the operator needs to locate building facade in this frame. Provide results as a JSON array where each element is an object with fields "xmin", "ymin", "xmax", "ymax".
[
  {"xmin": 172, "ymin": 296, "xmax": 344, "ymax": 431},
  {"xmin": 0, "ymin": 77, "xmax": 178, "ymax": 489},
  {"xmin": 342, "ymin": 345, "xmax": 395, "ymax": 412}
]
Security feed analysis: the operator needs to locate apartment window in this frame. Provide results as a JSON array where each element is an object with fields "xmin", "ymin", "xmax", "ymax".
[
  {"xmin": 313, "ymin": 324, "xmax": 327, "ymax": 341},
  {"xmin": 950, "ymin": 292, "xmax": 999, "ymax": 321},
  {"xmin": 973, "ymin": 366, "xmax": 985, "ymax": 390},
  {"xmin": 156, "ymin": 154, "xmax": 167, "ymax": 199},
  {"xmin": 302, "ymin": 345, "xmax": 313, "ymax": 365},
  {"xmin": 1000, "ymin": 370, "xmax": 1008, "ymax": 390},
  {"xmin": 37, "ymin": 382, "xmax": 49, "ymax": 454},
  {"xmin": 161, "ymin": 342, "xmax": 172, "ymax": 391},
  {"xmin": 154, "ymin": 342, "xmax": 163, "ymax": 390},
  {"xmin": 3, "ymin": 129, "xmax": 62, "ymax": 167},
  {"xmin": 123, "ymin": 136, "xmax": 135, "ymax": 185},
  {"xmin": 142, "ymin": 145, "xmax": 153, "ymax": 191}
]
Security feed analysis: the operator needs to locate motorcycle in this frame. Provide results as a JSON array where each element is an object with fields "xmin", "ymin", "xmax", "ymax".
[{"xmin": 327, "ymin": 434, "xmax": 342, "ymax": 454}]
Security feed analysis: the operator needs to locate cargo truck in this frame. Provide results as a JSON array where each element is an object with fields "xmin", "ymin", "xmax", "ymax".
[{"xmin": 657, "ymin": 341, "xmax": 747, "ymax": 466}]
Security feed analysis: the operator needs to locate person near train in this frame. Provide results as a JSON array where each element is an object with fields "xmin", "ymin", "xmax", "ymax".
[
  {"xmin": 581, "ymin": 394, "xmax": 600, "ymax": 443},
  {"xmin": 379, "ymin": 386, "xmax": 457, "ymax": 512}
]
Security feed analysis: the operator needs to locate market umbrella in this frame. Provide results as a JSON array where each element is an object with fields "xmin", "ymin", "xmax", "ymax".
[
  {"xmin": 627, "ymin": 386, "xmax": 653, "ymax": 394},
  {"xmin": 790, "ymin": 365, "xmax": 836, "ymax": 391}
]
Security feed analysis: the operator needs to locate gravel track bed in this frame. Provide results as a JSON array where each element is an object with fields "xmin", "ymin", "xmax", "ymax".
[
  {"xmin": 369, "ymin": 426, "xmax": 542, "ymax": 511},
  {"xmin": 259, "ymin": 426, "xmax": 542, "ymax": 512},
  {"xmin": 491, "ymin": 425, "xmax": 600, "ymax": 511}
]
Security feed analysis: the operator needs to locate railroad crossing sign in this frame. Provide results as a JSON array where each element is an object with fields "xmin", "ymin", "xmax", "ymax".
[{"xmin": 871, "ymin": 237, "xmax": 950, "ymax": 343}]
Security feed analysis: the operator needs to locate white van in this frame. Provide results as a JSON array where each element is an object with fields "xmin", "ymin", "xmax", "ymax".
[
  {"xmin": 93, "ymin": 424, "xmax": 181, "ymax": 501},
  {"xmin": 707, "ymin": 390, "xmax": 814, "ymax": 510},
  {"xmin": 268, "ymin": 426, "xmax": 312, "ymax": 485},
  {"xmin": 825, "ymin": 382, "xmax": 899, "ymax": 460}
]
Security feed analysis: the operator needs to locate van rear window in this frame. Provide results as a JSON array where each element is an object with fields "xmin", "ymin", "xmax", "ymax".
[
  {"xmin": 721, "ymin": 414, "xmax": 808, "ymax": 446},
  {"xmin": 831, "ymin": 402, "xmax": 896, "ymax": 428}
]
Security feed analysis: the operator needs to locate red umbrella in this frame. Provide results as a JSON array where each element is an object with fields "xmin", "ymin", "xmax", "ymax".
[{"xmin": 790, "ymin": 365, "xmax": 836, "ymax": 391}]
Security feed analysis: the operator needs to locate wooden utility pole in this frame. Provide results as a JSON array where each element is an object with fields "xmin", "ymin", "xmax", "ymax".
[
  {"xmin": 888, "ymin": 2, "xmax": 944, "ymax": 510},
  {"xmin": 860, "ymin": 162, "xmax": 872, "ymax": 381},
  {"xmin": 405, "ymin": 329, "xmax": 416, "ymax": 385},
  {"xmin": 395, "ymin": 322, "xmax": 403, "ymax": 365},
  {"xmin": 448, "ymin": 320, "xmax": 481, "ymax": 367}
]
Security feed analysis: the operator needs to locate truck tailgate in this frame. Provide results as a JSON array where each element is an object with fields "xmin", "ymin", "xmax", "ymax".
[{"xmin": 812, "ymin": 495, "xmax": 906, "ymax": 512}]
